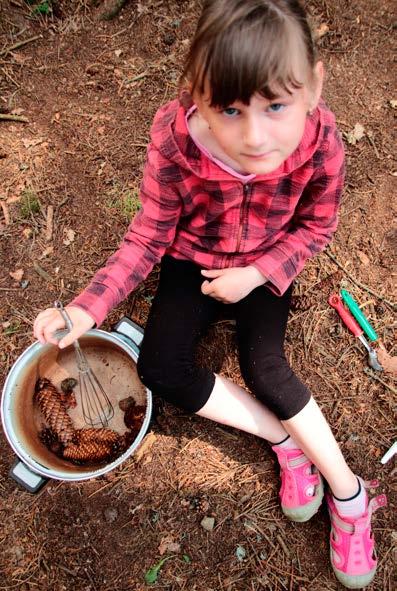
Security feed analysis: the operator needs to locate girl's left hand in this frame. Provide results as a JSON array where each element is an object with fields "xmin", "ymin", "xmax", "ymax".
[{"xmin": 201, "ymin": 266, "xmax": 265, "ymax": 303}]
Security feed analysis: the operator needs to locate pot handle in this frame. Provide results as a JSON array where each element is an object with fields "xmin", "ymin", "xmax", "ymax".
[
  {"xmin": 112, "ymin": 316, "xmax": 144, "ymax": 348},
  {"xmin": 10, "ymin": 459, "xmax": 48, "ymax": 493}
]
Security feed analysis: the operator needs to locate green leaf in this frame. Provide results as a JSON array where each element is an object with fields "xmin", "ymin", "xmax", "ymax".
[
  {"xmin": 182, "ymin": 554, "xmax": 191, "ymax": 563},
  {"xmin": 144, "ymin": 556, "xmax": 175, "ymax": 585},
  {"xmin": 144, "ymin": 564, "xmax": 161, "ymax": 584},
  {"xmin": 33, "ymin": 1, "xmax": 52, "ymax": 14}
]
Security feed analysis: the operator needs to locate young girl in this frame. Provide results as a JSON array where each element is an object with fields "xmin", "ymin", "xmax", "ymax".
[{"xmin": 34, "ymin": 1, "xmax": 386, "ymax": 587}]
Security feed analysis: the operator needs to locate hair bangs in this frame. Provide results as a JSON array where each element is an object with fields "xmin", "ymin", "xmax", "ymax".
[
  {"xmin": 207, "ymin": 17, "xmax": 308, "ymax": 108},
  {"xmin": 184, "ymin": 1, "xmax": 315, "ymax": 109}
]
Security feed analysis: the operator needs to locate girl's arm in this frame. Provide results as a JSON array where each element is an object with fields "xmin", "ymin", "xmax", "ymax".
[
  {"xmin": 252, "ymin": 129, "xmax": 345, "ymax": 296},
  {"xmin": 69, "ymin": 147, "xmax": 183, "ymax": 326}
]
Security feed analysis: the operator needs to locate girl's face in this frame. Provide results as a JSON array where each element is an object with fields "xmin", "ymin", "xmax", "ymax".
[{"xmin": 192, "ymin": 63, "xmax": 323, "ymax": 175}]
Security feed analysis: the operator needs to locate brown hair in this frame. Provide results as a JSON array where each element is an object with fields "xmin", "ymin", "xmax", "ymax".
[{"xmin": 182, "ymin": 0, "xmax": 316, "ymax": 107}]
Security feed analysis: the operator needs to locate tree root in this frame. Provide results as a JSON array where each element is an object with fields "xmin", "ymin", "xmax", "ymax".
[{"xmin": 93, "ymin": 0, "xmax": 128, "ymax": 20}]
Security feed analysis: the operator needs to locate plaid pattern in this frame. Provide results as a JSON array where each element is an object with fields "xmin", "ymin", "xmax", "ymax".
[{"xmin": 71, "ymin": 98, "xmax": 345, "ymax": 327}]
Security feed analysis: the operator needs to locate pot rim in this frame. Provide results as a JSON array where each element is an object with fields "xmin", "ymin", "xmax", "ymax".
[{"xmin": 1, "ymin": 328, "xmax": 152, "ymax": 481}]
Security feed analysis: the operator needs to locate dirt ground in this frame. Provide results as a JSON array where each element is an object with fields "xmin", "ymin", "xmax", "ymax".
[{"xmin": 0, "ymin": 1, "xmax": 396, "ymax": 590}]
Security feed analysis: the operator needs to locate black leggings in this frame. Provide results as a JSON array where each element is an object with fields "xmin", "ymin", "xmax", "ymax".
[{"xmin": 137, "ymin": 256, "xmax": 310, "ymax": 420}]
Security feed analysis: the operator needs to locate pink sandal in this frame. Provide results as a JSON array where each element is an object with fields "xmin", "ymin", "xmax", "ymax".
[
  {"xmin": 327, "ymin": 480, "xmax": 387, "ymax": 589},
  {"xmin": 272, "ymin": 445, "xmax": 324, "ymax": 522}
]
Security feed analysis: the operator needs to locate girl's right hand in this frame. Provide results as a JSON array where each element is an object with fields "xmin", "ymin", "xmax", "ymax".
[{"xmin": 33, "ymin": 306, "xmax": 95, "ymax": 349}]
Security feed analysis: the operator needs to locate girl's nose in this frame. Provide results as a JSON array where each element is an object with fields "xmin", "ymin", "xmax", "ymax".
[{"xmin": 243, "ymin": 117, "xmax": 266, "ymax": 149}]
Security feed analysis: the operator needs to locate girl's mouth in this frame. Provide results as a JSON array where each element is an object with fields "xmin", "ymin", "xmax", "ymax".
[{"xmin": 242, "ymin": 151, "xmax": 275, "ymax": 160}]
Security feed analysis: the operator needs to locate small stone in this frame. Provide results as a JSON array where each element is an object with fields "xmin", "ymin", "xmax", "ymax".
[
  {"xmin": 163, "ymin": 32, "xmax": 176, "ymax": 46},
  {"xmin": 104, "ymin": 507, "xmax": 118, "ymax": 523},
  {"xmin": 236, "ymin": 545, "xmax": 247, "ymax": 561},
  {"xmin": 12, "ymin": 546, "xmax": 24, "ymax": 561},
  {"xmin": 200, "ymin": 516, "xmax": 215, "ymax": 531}
]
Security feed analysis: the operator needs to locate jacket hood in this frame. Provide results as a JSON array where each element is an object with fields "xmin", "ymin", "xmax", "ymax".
[{"xmin": 148, "ymin": 93, "xmax": 333, "ymax": 182}]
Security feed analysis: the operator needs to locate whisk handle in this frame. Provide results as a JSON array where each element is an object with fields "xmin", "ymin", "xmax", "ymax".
[
  {"xmin": 54, "ymin": 301, "xmax": 85, "ymax": 359},
  {"xmin": 54, "ymin": 300, "xmax": 74, "ymax": 332}
]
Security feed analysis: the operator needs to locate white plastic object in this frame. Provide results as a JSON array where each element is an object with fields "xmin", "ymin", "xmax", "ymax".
[{"xmin": 380, "ymin": 442, "xmax": 397, "ymax": 465}]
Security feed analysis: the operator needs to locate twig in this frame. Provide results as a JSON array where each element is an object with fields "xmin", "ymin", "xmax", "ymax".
[
  {"xmin": 1, "ymin": 201, "xmax": 10, "ymax": 224},
  {"xmin": 0, "ymin": 113, "xmax": 29, "ymax": 123},
  {"xmin": 366, "ymin": 133, "xmax": 380, "ymax": 159},
  {"xmin": 125, "ymin": 70, "xmax": 149, "ymax": 84},
  {"xmin": 363, "ymin": 368, "xmax": 397, "ymax": 394},
  {"xmin": 0, "ymin": 35, "xmax": 42, "ymax": 57},
  {"xmin": 45, "ymin": 205, "xmax": 54, "ymax": 242},
  {"xmin": 325, "ymin": 249, "xmax": 397, "ymax": 310},
  {"xmin": 276, "ymin": 533, "xmax": 291, "ymax": 558},
  {"xmin": 0, "ymin": 287, "xmax": 20, "ymax": 291},
  {"xmin": 33, "ymin": 261, "xmax": 53, "ymax": 283}
]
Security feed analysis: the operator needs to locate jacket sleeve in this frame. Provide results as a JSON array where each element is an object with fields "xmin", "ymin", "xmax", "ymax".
[
  {"xmin": 252, "ymin": 128, "xmax": 345, "ymax": 295},
  {"xmin": 70, "ymin": 146, "xmax": 182, "ymax": 326}
]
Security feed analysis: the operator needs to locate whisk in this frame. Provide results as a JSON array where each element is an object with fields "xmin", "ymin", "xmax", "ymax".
[{"xmin": 54, "ymin": 301, "xmax": 114, "ymax": 427}]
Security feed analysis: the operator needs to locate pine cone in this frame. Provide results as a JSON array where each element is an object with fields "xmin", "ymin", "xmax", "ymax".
[
  {"xmin": 39, "ymin": 428, "xmax": 63, "ymax": 456},
  {"xmin": 75, "ymin": 427, "xmax": 121, "ymax": 446},
  {"xmin": 63, "ymin": 440, "xmax": 113, "ymax": 464},
  {"xmin": 124, "ymin": 404, "xmax": 145, "ymax": 432},
  {"xmin": 35, "ymin": 378, "xmax": 75, "ymax": 445}
]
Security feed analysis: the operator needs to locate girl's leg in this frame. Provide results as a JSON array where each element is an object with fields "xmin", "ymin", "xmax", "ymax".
[
  {"xmin": 139, "ymin": 256, "xmax": 288, "ymax": 443},
  {"xmin": 196, "ymin": 373, "xmax": 289, "ymax": 443},
  {"xmin": 234, "ymin": 283, "xmax": 358, "ymax": 498},
  {"xmin": 137, "ymin": 256, "xmax": 218, "ymax": 411},
  {"xmin": 234, "ymin": 284, "xmax": 384, "ymax": 589},
  {"xmin": 282, "ymin": 397, "xmax": 357, "ymax": 498}
]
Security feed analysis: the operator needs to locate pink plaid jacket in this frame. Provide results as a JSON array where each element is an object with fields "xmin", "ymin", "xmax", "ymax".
[{"xmin": 72, "ymin": 98, "xmax": 345, "ymax": 326}]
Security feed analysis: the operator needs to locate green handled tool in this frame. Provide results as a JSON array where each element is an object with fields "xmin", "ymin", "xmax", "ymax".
[{"xmin": 340, "ymin": 289, "xmax": 378, "ymax": 342}]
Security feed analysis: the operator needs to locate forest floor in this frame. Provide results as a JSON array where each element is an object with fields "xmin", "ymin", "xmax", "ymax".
[{"xmin": 0, "ymin": 1, "xmax": 396, "ymax": 590}]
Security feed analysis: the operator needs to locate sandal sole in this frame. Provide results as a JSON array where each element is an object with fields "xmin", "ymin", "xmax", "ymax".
[{"xmin": 282, "ymin": 476, "xmax": 324, "ymax": 522}]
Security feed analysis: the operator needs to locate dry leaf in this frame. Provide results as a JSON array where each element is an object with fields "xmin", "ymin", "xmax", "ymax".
[
  {"xmin": 345, "ymin": 123, "xmax": 365, "ymax": 145},
  {"xmin": 134, "ymin": 432, "xmax": 156, "ymax": 462},
  {"xmin": 63, "ymin": 228, "xmax": 76, "ymax": 246},
  {"xmin": 40, "ymin": 246, "xmax": 54, "ymax": 259},
  {"xmin": 314, "ymin": 23, "xmax": 329, "ymax": 40},
  {"xmin": 389, "ymin": 100, "xmax": 397, "ymax": 109},
  {"xmin": 7, "ymin": 195, "xmax": 21, "ymax": 204},
  {"xmin": 357, "ymin": 250, "xmax": 370, "ymax": 266},
  {"xmin": 158, "ymin": 536, "xmax": 181, "ymax": 556},
  {"xmin": 114, "ymin": 49, "xmax": 122, "ymax": 58},
  {"xmin": 22, "ymin": 228, "xmax": 33, "ymax": 239},
  {"xmin": 21, "ymin": 138, "xmax": 44, "ymax": 149},
  {"xmin": 201, "ymin": 516, "xmax": 215, "ymax": 531},
  {"xmin": 9, "ymin": 269, "xmax": 24, "ymax": 282}
]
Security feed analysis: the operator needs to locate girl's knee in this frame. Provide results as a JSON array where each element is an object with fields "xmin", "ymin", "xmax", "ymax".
[
  {"xmin": 137, "ymin": 352, "xmax": 213, "ymax": 413},
  {"xmin": 241, "ymin": 354, "xmax": 310, "ymax": 420}
]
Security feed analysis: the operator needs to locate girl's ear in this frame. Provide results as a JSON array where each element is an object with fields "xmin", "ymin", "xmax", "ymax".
[{"xmin": 309, "ymin": 61, "xmax": 324, "ymax": 111}]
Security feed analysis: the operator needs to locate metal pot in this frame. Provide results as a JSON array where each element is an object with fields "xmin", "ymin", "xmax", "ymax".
[{"xmin": 1, "ymin": 317, "xmax": 152, "ymax": 488}]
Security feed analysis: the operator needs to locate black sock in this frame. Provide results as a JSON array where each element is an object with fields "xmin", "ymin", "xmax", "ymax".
[{"xmin": 274, "ymin": 434, "xmax": 290, "ymax": 446}]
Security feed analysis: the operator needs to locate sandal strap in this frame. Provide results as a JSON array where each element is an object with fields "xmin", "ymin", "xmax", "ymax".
[
  {"xmin": 287, "ymin": 453, "xmax": 310, "ymax": 468},
  {"xmin": 330, "ymin": 494, "xmax": 387, "ymax": 534}
]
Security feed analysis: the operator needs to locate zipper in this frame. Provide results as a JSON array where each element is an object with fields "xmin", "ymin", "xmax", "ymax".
[{"xmin": 235, "ymin": 183, "xmax": 251, "ymax": 253}]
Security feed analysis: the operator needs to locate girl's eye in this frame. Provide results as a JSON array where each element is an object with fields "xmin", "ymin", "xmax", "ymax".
[
  {"xmin": 222, "ymin": 107, "xmax": 239, "ymax": 117},
  {"xmin": 268, "ymin": 103, "xmax": 285, "ymax": 113}
]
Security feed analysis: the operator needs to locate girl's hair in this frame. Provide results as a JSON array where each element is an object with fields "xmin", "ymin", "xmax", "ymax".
[{"xmin": 182, "ymin": 0, "xmax": 316, "ymax": 107}]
